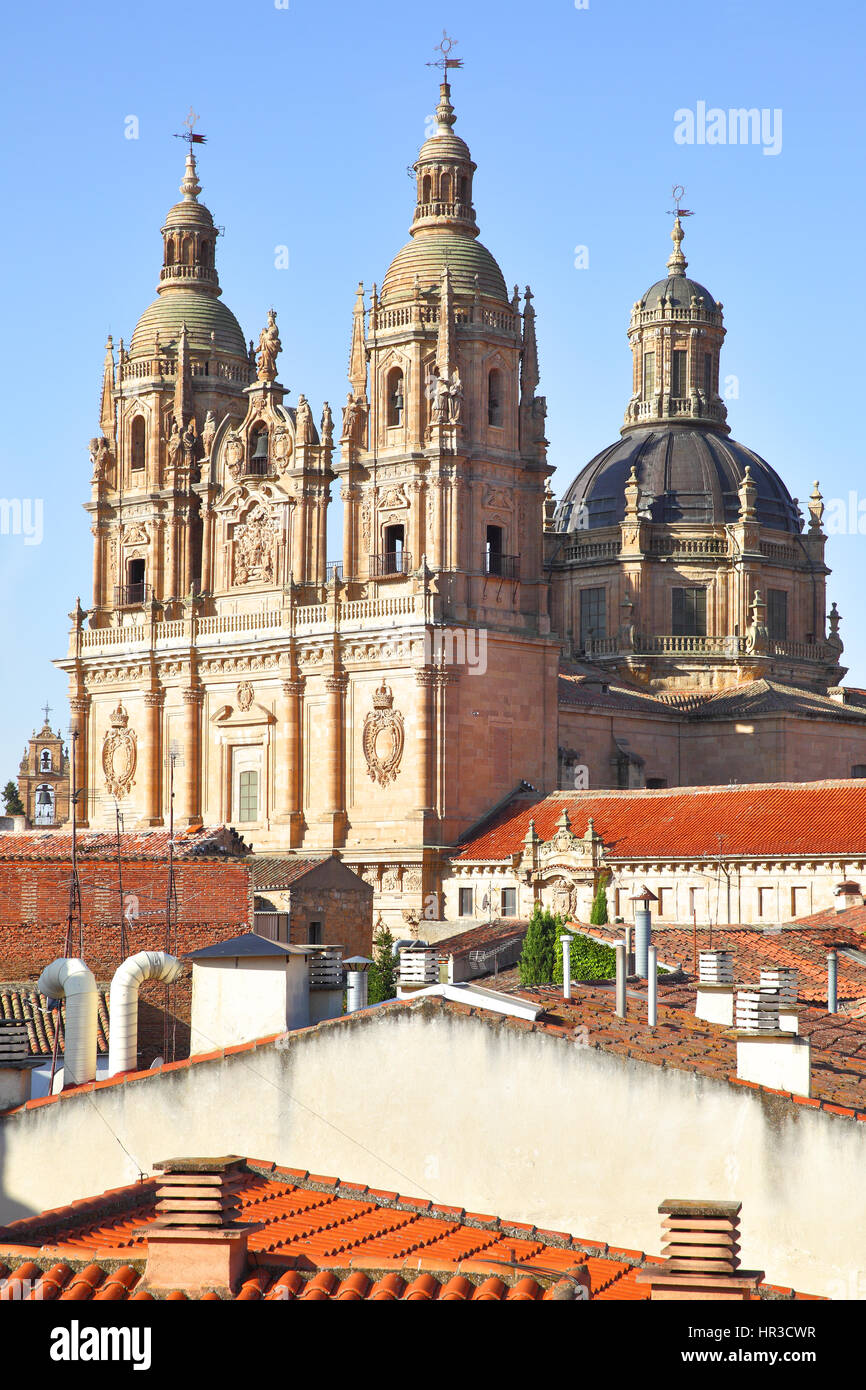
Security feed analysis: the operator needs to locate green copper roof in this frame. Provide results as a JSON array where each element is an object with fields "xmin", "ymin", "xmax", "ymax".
[
  {"xmin": 129, "ymin": 289, "xmax": 247, "ymax": 359},
  {"xmin": 382, "ymin": 230, "xmax": 508, "ymax": 304}
]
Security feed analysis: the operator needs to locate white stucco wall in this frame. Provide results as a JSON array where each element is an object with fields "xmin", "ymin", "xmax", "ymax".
[
  {"xmin": 189, "ymin": 955, "xmax": 310, "ymax": 1054},
  {"xmin": 1, "ymin": 1001, "xmax": 864, "ymax": 1298}
]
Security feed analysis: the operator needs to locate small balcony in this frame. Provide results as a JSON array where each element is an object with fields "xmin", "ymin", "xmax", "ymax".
[
  {"xmin": 370, "ymin": 550, "xmax": 412, "ymax": 578},
  {"xmin": 483, "ymin": 552, "xmax": 520, "ymax": 581},
  {"xmin": 326, "ymin": 561, "xmax": 344, "ymax": 582},
  {"xmin": 114, "ymin": 582, "xmax": 153, "ymax": 608},
  {"xmin": 242, "ymin": 456, "xmax": 273, "ymax": 478}
]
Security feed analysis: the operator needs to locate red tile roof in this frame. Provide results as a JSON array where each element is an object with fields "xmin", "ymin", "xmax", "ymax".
[
  {"xmin": 0, "ymin": 825, "xmax": 250, "ymax": 863},
  {"xmin": 0, "ymin": 1161, "xmax": 813, "ymax": 1302},
  {"xmin": 434, "ymin": 920, "xmax": 528, "ymax": 959},
  {"xmin": 0, "ymin": 985, "xmax": 110, "ymax": 1055},
  {"xmin": 455, "ymin": 781, "xmax": 866, "ymax": 861},
  {"xmin": 562, "ymin": 923, "xmax": 866, "ymax": 1004}
]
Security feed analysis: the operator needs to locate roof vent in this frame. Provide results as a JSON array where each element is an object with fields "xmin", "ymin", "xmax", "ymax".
[
  {"xmin": 636, "ymin": 1199, "xmax": 764, "ymax": 1300},
  {"xmin": 397, "ymin": 945, "xmax": 439, "ymax": 995},
  {"xmin": 140, "ymin": 1156, "xmax": 252, "ymax": 1295},
  {"xmin": 734, "ymin": 989, "xmax": 811, "ymax": 1096},
  {"xmin": 760, "ymin": 969, "xmax": 798, "ymax": 1032}
]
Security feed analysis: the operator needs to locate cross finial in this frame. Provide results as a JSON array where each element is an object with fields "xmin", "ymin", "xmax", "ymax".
[{"xmin": 42, "ymin": 701, "xmax": 52, "ymax": 726}]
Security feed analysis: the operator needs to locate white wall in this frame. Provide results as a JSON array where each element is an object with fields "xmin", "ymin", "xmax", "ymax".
[
  {"xmin": 189, "ymin": 956, "xmax": 309, "ymax": 1054},
  {"xmin": 1, "ymin": 1002, "xmax": 863, "ymax": 1299}
]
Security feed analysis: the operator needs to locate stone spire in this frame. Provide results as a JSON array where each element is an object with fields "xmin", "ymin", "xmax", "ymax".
[
  {"xmin": 173, "ymin": 321, "xmax": 193, "ymax": 428},
  {"xmin": 348, "ymin": 282, "xmax": 368, "ymax": 398},
  {"xmin": 667, "ymin": 214, "xmax": 688, "ymax": 277},
  {"xmin": 435, "ymin": 267, "xmax": 457, "ymax": 379},
  {"xmin": 99, "ymin": 336, "xmax": 116, "ymax": 446},
  {"xmin": 520, "ymin": 287, "xmax": 540, "ymax": 401},
  {"xmin": 410, "ymin": 80, "xmax": 478, "ymax": 239}
]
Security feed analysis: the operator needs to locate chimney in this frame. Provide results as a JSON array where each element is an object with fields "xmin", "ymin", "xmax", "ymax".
[
  {"xmin": 636, "ymin": 1199, "xmax": 764, "ymax": 1300},
  {"xmin": 630, "ymin": 887, "xmax": 657, "ymax": 978},
  {"xmin": 734, "ymin": 989, "xmax": 811, "ymax": 1097},
  {"xmin": 345, "ymin": 955, "xmax": 373, "ymax": 1011},
  {"xmin": 306, "ymin": 945, "xmax": 344, "ymax": 1024},
  {"xmin": 695, "ymin": 950, "xmax": 735, "ymax": 1025},
  {"xmin": 140, "ymin": 1156, "xmax": 251, "ymax": 1295},
  {"xmin": 828, "ymin": 950, "xmax": 838, "ymax": 1013},
  {"xmin": 833, "ymin": 881, "xmax": 863, "ymax": 912},
  {"xmin": 615, "ymin": 941, "xmax": 627, "ymax": 1017},
  {"xmin": 397, "ymin": 945, "xmax": 438, "ymax": 997},
  {"xmin": 559, "ymin": 933, "xmax": 573, "ymax": 1000},
  {"xmin": 760, "ymin": 968, "xmax": 798, "ymax": 1033}
]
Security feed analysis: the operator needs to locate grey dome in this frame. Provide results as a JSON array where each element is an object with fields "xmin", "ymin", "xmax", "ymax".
[
  {"xmin": 555, "ymin": 426, "xmax": 801, "ymax": 534},
  {"xmin": 640, "ymin": 276, "xmax": 717, "ymax": 311}
]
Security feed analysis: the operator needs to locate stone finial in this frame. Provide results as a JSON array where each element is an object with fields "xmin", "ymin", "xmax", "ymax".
[
  {"xmin": 180, "ymin": 150, "xmax": 202, "ymax": 202},
  {"xmin": 828, "ymin": 601, "xmax": 843, "ymax": 650},
  {"xmin": 624, "ymin": 463, "xmax": 640, "ymax": 519},
  {"xmin": 667, "ymin": 214, "xmax": 688, "ymax": 278},
  {"xmin": 808, "ymin": 480, "xmax": 825, "ymax": 534},
  {"xmin": 737, "ymin": 465, "xmax": 757, "ymax": 522}
]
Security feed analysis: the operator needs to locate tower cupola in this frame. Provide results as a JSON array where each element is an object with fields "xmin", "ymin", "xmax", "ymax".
[{"xmin": 624, "ymin": 205, "xmax": 728, "ymax": 435}]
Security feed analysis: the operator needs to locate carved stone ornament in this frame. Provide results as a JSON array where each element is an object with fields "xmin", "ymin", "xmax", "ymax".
[
  {"xmin": 380, "ymin": 485, "xmax": 409, "ymax": 511},
  {"xmin": 272, "ymin": 427, "xmax": 292, "ymax": 469},
  {"xmin": 484, "ymin": 486, "xmax": 512, "ymax": 511},
  {"xmin": 225, "ymin": 429, "xmax": 245, "ymax": 481},
  {"xmin": 101, "ymin": 702, "xmax": 137, "ymax": 798},
  {"xmin": 362, "ymin": 682, "xmax": 405, "ymax": 787},
  {"xmin": 233, "ymin": 504, "xmax": 278, "ymax": 586},
  {"xmin": 237, "ymin": 681, "xmax": 255, "ymax": 711},
  {"xmin": 549, "ymin": 875, "xmax": 579, "ymax": 920}
]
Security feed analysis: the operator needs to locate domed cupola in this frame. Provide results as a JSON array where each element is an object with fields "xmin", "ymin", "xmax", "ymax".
[
  {"xmin": 128, "ymin": 148, "xmax": 247, "ymax": 365},
  {"xmin": 380, "ymin": 79, "xmax": 509, "ymax": 305},
  {"xmin": 623, "ymin": 210, "xmax": 727, "ymax": 434}
]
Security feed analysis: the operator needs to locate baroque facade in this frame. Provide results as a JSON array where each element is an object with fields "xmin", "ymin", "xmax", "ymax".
[{"xmin": 56, "ymin": 76, "xmax": 866, "ymax": 928}]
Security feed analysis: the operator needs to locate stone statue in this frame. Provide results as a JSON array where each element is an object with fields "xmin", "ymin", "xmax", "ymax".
[
  {"xmin": 256, "ymin": 309, "xmax": 281, "ymax": 383},
  {"xmin": 202, "ymin": 410, "xmax": 216, "ymax": 456},
  {"xmin": 432, "ymin": 372, "xmax": 450, "ymax": 424},
  {"xmin": 341, "ymin": 392, "xmax": 360, "ymax": 444},
  {"xmin": 447, "ymin": 369, "xmax": 463, "ymax": 422},
  {"xmin": 295, "ymin": 393, "xmax": 315, "ymax": 445},
  {"xmin": 181, "ymin": 417, "xmax": 198, "ymax": 465},
  {"xmin": 166, "ymin": 420, "xmax": 182, "ymax": 469},
  {"xmin": 320, "ymin": 401, "xmax": 334, "ymax": 447},
  {"xmin": 89, "ymin": 437, "xmax": 110, "ymax": 482}
]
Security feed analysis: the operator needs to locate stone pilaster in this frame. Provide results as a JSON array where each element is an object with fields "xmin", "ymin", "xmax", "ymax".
[
  {"xmin": 141, "ymin": 691, "xmax": 164, "ymax": 825},
  {"xmin": 178, "ymin": 687, "xmax": 204, "ymax": 825}
]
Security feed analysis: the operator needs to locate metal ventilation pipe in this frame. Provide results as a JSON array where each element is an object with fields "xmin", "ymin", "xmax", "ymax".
[
  {"xmin": 108, "ymin": 951, "xmax": 182, "ymax": 1076},
  {"xmin": 647, "ymin": 946, "xmax": 658, "ymax": 1026},
  {"xmin": 345, "ymin": 956, "xmax": 373, "ymax": 1013},
  {"xmin": 615, "ymin": 942, "xmax": 627, "ymax": 1018},
  {"xmin": 827, "ymin": 951, "xmax": 838, "ymax": 1014},
  {"xmin": 37, "ymin": 958, "xmax": 98, "ymax": 1086},
  {"xmin": 634, "ymin": 909, "xmax": 651, "ymax": 979},
  {"xmin": 559, "ymin": 934, "xmax": 573, "ymax": 1001}
]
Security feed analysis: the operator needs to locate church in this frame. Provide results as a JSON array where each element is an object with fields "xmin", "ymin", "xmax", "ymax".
[{"xmin": 56, "ymin": 73, "xmax": 866, "ymax": 926}]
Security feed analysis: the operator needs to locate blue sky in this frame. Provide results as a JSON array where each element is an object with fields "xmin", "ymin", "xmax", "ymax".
[{"xmin": 1, "ymin": 0, "xmax": 864, "ymax": 780}]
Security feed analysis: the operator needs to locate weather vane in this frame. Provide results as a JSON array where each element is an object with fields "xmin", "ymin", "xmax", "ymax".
[
  {"xmin": 427, "ymin": 30, "xmax": 463, "ymax": 76},
  {"xmin": 668, "ymin": 185, "xmax": 694, "ymax": 218},
  {"xmin": 173, "ymin": 106, "xmax": 206, "ymax": 146}
]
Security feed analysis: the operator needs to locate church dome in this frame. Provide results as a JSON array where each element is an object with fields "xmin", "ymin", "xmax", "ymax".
[
  {"xmin": 639, "ymin": 275, "xmax": 717, "ymax": 312},
  {"xmin": 382, "ymin": 231, "xmax": 508, "ymax": 302},
  {"xmin": 555, "ymin": 426, "xmax": 802, "ymax": 534},
  {"xmin": 130, "ymin": 290, "xmax": 247, "ymax": 359}
]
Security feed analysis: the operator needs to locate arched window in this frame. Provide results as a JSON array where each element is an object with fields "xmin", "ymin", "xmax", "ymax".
[
  {"xmin": 704, "ymin": 352, "xmax": 713, "ymax": 395},
  {"xmin": 40, "ymin": 748, "xmax": 53, "ymax": 772},
  {"xmin": 248, "ymin": 425, "xmax": 269, "ymax": 475},
  {"xmin": 183, "ymin": 236, "xmax": 193, "ymax": 266},
  {"xmin": 200, "ymin": 240, "xmax": 211, "ymax": 267},
  {"xmin": 34, "ymin": 784, "xmax": 55, "ymax": 826},
  {"xmin": 165, "ymin": 238, "xmax": 175, "ymax": 265},
  {"xmin": 439, "ymin": 172, "xmax": 452, "ymax": 203},
  {"xmin": 387, "ymin": 368, "xmax": 405, "ymax": 427},
  {"xmin": 130, "ymin": 417, "xmax": 146, "ymax": 471},
  {"xmin": 458, "ymin": 175, "xmax": 468, "ymax": 203},
  {"xmin": 422, "ymin": 174, "xmax": 432, "ymax": 203},
  {"xmin": 488, "ymin": 369, "xmax": 503, "ymax": 427}
]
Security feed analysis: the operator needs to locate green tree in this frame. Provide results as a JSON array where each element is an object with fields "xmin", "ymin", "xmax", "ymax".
[
  {"xmin": 2, "ymin": 781, "xmax": 24, "ymax": 816},
  {"xmin": 367, "ymin": 922, "xmax": 397, "ymax": 1004},
  {"xmin": 518, "ymin": 905, "xmax": 561, "ymax": 985},
  {"xmin": 590, "ymin": 873, "xmax": 610, "ymax": 926}
]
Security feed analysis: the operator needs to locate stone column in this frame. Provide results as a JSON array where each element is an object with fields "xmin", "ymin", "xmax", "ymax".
[
  {"xmin": 200, "ymin": 504, "xmax": 214, "ymax": 595},
  {"xmin": 69, "ymin": 694, "xmax": 90, "ymax": 827},
  {"xmin": 178, "ymin": 687, "xmax": 204, "ymax": 825},
  {"xmin": 141, "ymin": 691, "xmax": 163, "ymax": 825},
  {"xmin": 167, "ymin": 516, "xmax": 179, "ymax": 599},
  {"xmin": 91, "ymin": 524, "xmax": 105, "ymax": 609},
  {"xmin": 276, "ymin": 675, "xmax": 304, "ymax": 844},
  {"xmin": 291, "ymin": 493, "xmax": 307, "ymax": 584},
  {"xmin": 414, "ymin": 668, "xmax": 435, "ymax": 815},
  {"xmin": 341, "ymin": 485, "xmax": 358, "ymax": 580},
  {"xmin": 321, "ymin": 672, "xmax": 348, "ymax": 844}
]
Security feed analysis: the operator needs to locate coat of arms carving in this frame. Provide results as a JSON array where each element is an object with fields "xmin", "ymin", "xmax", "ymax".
[
  {"xmin": 233, "ymin": 505, "xmax": 277, "ymax": 585},
  {"xmin": 362, "ymin": 682, "xmax": 405, "ymax": 786},
  {"xmin": 102, "ymin": 702, "xmax": 137, "ymax": 798},
  {"xmin": 237, "ymin": 681, "xmax": 254, "ymax": 711}
]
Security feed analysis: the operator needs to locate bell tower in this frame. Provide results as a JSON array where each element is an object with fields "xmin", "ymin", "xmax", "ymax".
[{"xmin": 335, "ymin": 75, "xmax": 552, "ymax": 632}]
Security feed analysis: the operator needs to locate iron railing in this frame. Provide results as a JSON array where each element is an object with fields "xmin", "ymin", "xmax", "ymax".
[
  {"xmin": 114, "ymin": 582, "xmax": 152, "ymax": 607},
  {"xmin": 483, "ymin": 552, "xmax": 520, "ymax": 580},
  {"xmin": 370, "ymin": 550, "xmax": 412, "ymax": 578}
]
